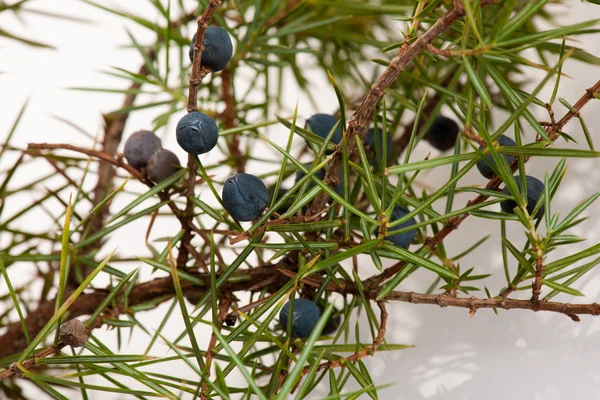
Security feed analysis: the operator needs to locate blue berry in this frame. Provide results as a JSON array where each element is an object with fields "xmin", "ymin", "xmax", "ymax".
[
  {"xmin": 305, "ymin": 114, "xmax": 342, "ymax": 151},
  {"xmin": 365, "ymin": 127, "xmax": 394, "ymax": 166},
  {"xmin": 378, "ymin": 206, "xmax": 417, "ymax": 248},
  {"xmin": 222, "ymin": 173, "xmax": 268, "ymax": 221},
  {"xmin": 426, "ymin": 115, "xmax": 460, "ymax": 151},
  {"xmin": 500, "ymin": 175, "xmax": 544, "ymax": 219},
  {"xmin": 176, "ymin": 111, "xmax": 219, "ymax": 155},
  {"xmin": 279, "ymin": 298, "xmax": 322, "ymax": 338},
  {"xmin": 476, "ymin": 135, "xmax": 516, "ymax": 179},
  {"xmin": 189, "ymin": 26, "xmax": 233, "ymax": 71},
  {"xmin": 124, "ymin": 130, "xmax": 162, "ymax": 169},
  {"xmin": 147, "ymin": 149, "xmax": 180, "ymax": 183}
]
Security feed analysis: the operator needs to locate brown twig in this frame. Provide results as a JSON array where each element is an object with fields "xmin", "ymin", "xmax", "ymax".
[
  {"xmin": 27, "ymin": 142, "xmax": 206, "ymax": 256},
  {"xmin": 27, "ymin": 143, "xmax": 146, "ymax": 182},
  {"xmin": 0, "ymin": 264, "xmax": 294, "ymax": 360},
  {"xmin": 531, "ymin": 254, "xmax": 544, "ymax": 303},
  {"xmin": 187, "ymin": 0, "xmax": 222, "ymax": 113},
  {"xmin": 299, "ymin": 301, "xmax": 388, "ymax": 377},
  {"xmin": 89, "ymin": 55, "xmax": 155, "ymax": 237},
  {"xmin": 384, "ymin": 291, "xmax": 596, "ymax": 322},
  {"xmin": 0, "ymin": 344, "xmax": 63, "ymax": 381}
]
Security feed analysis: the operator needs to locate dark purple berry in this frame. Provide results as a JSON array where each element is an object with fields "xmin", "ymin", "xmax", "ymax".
[
  {"xmin": 124, "ymin": 130, "xmax": 162, "ymax": 169},
  {"xmin": 147, "ymin": 149, "xmax": 180, "ymax": 183}
]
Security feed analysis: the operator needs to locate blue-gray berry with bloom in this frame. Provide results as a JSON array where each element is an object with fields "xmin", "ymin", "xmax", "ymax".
[
  {"xmin": 305, "ymin": 114, "xmax": 342, "ymax": 151},
  {"xmin": 124, "ymin": 130, "xmax": 162, "ymax": 169},
  {"xmin": 378, "ymin": 206, "xmax": 417, "ymax": 248},
  {"xmin": 189, "ymin": 26, "xmax": 233, "ymax": 72},
  {"xmin": 147, "ymin": 149, "xmax": 180, "ymax": 183},
  {"xmin": 500, "ymin": 175, "xmax": 544, "ymax": 219},
  {"xmin": 279, "ymin": 298, "xmax": 322, "ymax": 338},
  {"xmin": 365, "ymin": 127, "xmax": 394, "ymax": 166},
  {"xmin": 476, "ymin": 135, "xmax": 516, "ymax": 179},
  {"xmin": 176, "ymin": 111, "xmax": 219, "ymax": 155},
  {"xmin": 426, "ymin": 115, "xmax": 460, "ymax": 151},
  {"xmin": 222, "ymin": 173, "xmax": 268, "ymax": 221}
]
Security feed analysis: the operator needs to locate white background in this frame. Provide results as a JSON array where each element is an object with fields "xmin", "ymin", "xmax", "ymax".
[{"xmin": 2, "ymin": 1, "xmax": 600, "ymax": 399}]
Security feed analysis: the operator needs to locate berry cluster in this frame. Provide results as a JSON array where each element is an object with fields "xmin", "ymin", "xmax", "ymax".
[
  {"xmin": 127, "ymin": 23, "xmax": 546, "ymax": 340},
  {"xmin": 425, "ymin": 117, "xmax": 544, "ymax": 219},
  {"xmin": 475, "ymin": 135, "xmax": 544, "ymax": 219},
  {"xmin": 124, "ymin": 130, "xmax": 180, "ymax": 183}
]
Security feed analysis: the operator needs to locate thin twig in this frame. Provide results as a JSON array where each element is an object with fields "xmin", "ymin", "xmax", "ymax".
[
  {"xmin": 187, "ymin": 0, "xmax": 222, "ymax": 113},
  {"xmin": 384, "ymin": 291, "xmax": 593, "ymax": 322},
  {"xmin": 27, "ymin": 143, "xmax": 145, "ymax": 181},
  {"xmin": 0, "ymin": 344, "xmax": 63, "ymax": 381},
  {"xmin": 299, "ymin": 301, "xmax": 388, "ymax": 377}
]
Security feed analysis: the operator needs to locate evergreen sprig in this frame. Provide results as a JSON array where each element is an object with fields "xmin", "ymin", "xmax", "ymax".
[{"xmin": 1, "ymin": 0, "xmax": 600, "ymax": 398}]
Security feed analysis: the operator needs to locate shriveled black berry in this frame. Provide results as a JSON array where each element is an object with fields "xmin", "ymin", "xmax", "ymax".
[
  {"xmin": 147, "ymin": 149, "xmax": 181, "ymax": 183},
  {"xmin": 124, "ymin": 130, "xmax": 162, "ymax": 169},
  {"xmin": 222, "ymin": 173, "xmax": 269, "ymax": 221},
  {"xmin": 425, "ymin": 115, "xmax": 460, "ymax": 151},
  {"xmin": 476, "ymin": 135, "xmax": 516, "ymax": 179},
  {"xmin": 189, "ymin": 26, "xmax": 233, "ymax": 72},
  {"xmin": 500, "ymin": 175, "xmax": 544, "ymax": 219}
]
